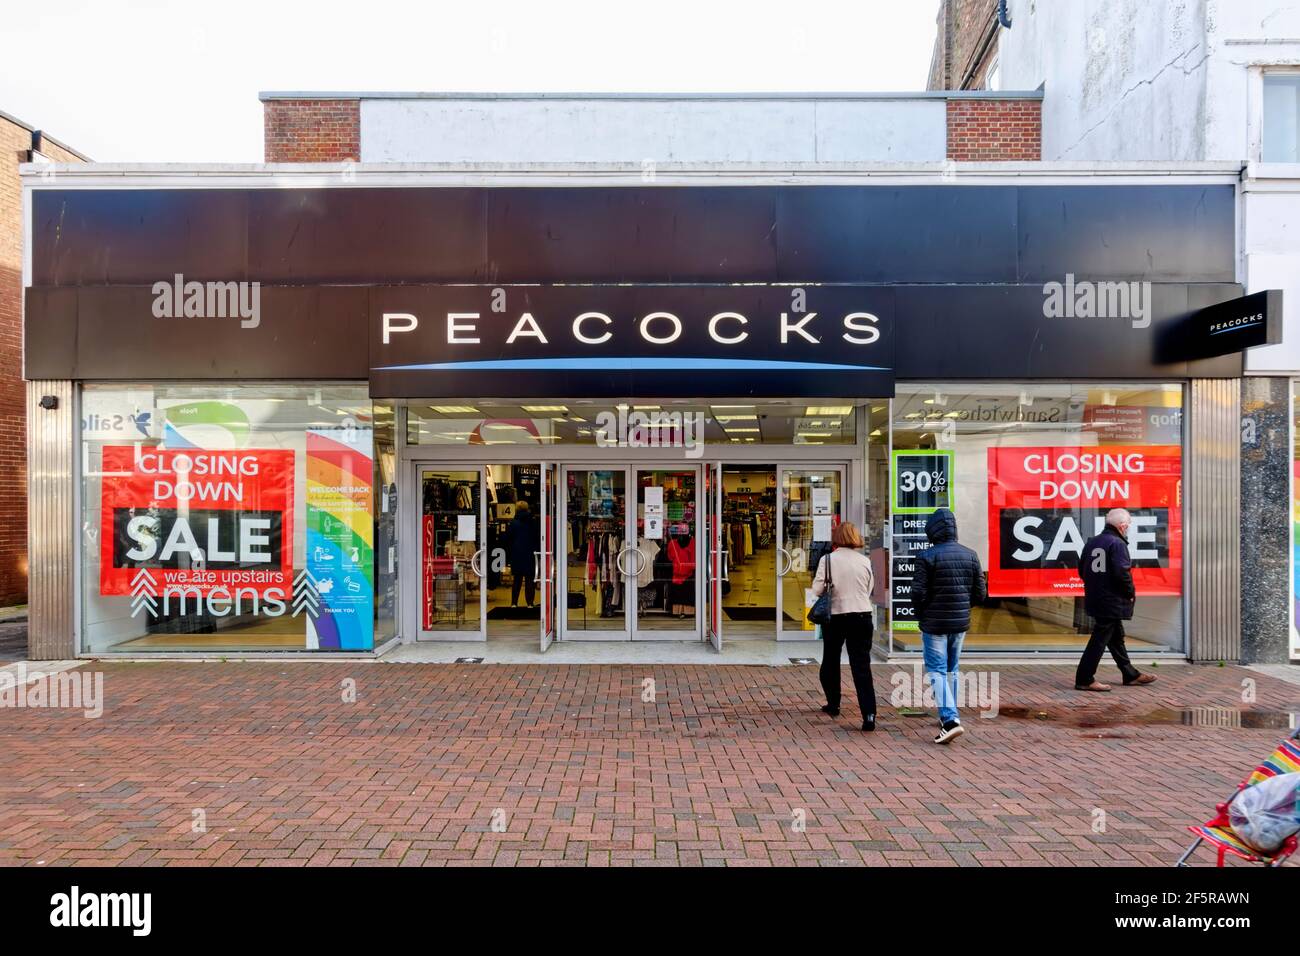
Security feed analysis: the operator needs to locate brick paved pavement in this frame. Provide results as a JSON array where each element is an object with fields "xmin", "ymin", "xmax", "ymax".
[{"xmin": 0, "ymin": 661, "xmax": 1296, "ymax": 866}]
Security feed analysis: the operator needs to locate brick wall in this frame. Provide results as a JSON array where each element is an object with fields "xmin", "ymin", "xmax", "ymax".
[
  {"xmin": 263, "ymin": 98, "xmax": 359, "ymax": 162},
  {"xmin": 946, "ymin": 98, "xmax": 1041, "ymax": 161},
  {"xmin": 928, "ymin": 0, "xmax": 999, "ymax": 91},
  {"xmin": 2, "ymin": 119, "xmax": 84, "ymax": 607}
]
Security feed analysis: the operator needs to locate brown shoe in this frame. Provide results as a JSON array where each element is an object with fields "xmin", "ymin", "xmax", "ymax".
[
  {"xmin": 1123, "ymin": 673, "xmax": 1157, "ymax": 686},
  {"xmin": 1074, "ymin": 681, "xmax": 1111, "ymax": 692}
]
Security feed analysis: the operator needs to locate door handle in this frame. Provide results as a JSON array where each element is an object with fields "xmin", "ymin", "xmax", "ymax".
[
  {"xmin": 710, "ymin": 549, "xmax": 730, "ymax": 583},
  {"xmin": 470, "ymin": 548, "xmax": 485, "ymax": 578},
  {"xmin": 617, "ymin": 547, "xmax": 646, "ymax": 578},
  {"xmin": 533, "ymin": 550, "xmax": 541, "ymax": 580},
  {"xmin": 776, "ymin": 547, "xmax": 793, "ymax": 577}
]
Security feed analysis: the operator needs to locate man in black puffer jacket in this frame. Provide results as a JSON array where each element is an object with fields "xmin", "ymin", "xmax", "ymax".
[{"xmin": 910, "ymin": 508, "xmax": 986, "ymax": 744}]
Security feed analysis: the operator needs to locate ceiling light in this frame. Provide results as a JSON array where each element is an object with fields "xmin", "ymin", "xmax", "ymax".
[
  {"xmin": 714, "ymin": 415, "xmax": 758, "ymax": 423},
  {"xmin": 805, "ymin": 406, "xmax": 853, "ymax": 416},
  {"xmin": 429, "ymin": 405, "xmax": 479, "ymax": 414},
  {"xmin": 725, "ymin": 427, "xmax": 761, "ymax": 433},
  {"xmin": 521, "ymin": 405, "xmax": 568, "ymax": 412}
]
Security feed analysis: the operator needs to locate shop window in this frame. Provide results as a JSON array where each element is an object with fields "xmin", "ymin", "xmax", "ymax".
[
  {"xmin": 80, "ymin": 384, "xmax": 393, "ymax": 653},
  {"xmin": 405, "ymin": 402, "xmax": 857, "ymax": 447},
  {"xmin": 1263, "ymin": 73, "xmax": 1300, "ymax": 163},
  {"xmin": 888, "ymin": 384, "xmax": 1184, "ymax": 654}
]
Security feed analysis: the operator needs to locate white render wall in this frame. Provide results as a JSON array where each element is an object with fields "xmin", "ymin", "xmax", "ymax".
[
  {"xmin": 998, "ymin": 1, "xmax": 1300, "ymax": 161},
  {"xmin": 998, "ymin": 0, "xmax": 1300, "ymax": 372},
  {"xmin": 359, "ymin": 96, "xmax": 948, "ymax": 164}
]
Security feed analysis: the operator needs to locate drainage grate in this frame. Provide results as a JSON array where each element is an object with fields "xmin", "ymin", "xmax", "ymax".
[
  {"xmin": 454, "ymin": 657, "xmax": 485, "ymax": 664},
  {"xmin": 788, "ymin": 657, "xmax": 817, "ymax": 665}
]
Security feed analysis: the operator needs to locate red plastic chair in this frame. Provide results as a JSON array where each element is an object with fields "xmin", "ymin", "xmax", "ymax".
[{"xmin": 1177, "ymin": 726, "xmax": 1300, "ymax": 867}]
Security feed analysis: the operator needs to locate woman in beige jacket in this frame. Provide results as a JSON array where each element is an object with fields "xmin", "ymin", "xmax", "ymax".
[{"xmin": 810, "ymin": 521, "xmax": 878, "ymax": 731}]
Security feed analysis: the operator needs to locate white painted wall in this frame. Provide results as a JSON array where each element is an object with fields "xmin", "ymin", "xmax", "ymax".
[
  {"xmin": 359, "ymin": 96, "xmax": 948, "ymax": 164},
  {"xmin": 998, "ymin": 0, "xmax": 1300, "ymax": 372}
]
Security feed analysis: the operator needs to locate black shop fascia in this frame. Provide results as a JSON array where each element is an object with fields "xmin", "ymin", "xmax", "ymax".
[{"xmin": 368, "ymin": 285, "xmax": 895, "ymax": 399}]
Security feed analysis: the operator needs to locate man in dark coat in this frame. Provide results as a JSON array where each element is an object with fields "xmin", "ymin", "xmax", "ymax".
[
  {"xmin": 1074, "ymin": 508, "xmax": 1155, "ymax": 691},
  {"xmin": 507, "ymin": 500, "xmax": 541, "ymax": 608},
  {"xmin": 910, "ymin": 508, "xmax": 986, "ymax": 744}
]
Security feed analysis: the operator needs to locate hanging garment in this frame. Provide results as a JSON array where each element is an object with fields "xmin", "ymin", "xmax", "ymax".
[
  {"xmin": 635, "ymin": 539, "xmax": 660, "ymax": 588},
  {"xmin": 455, "ymin": 483, "xmax": 474, "ymax": 510},
  {"xmin": 667, "ymin": 536, "xmax": 696, "ymax": 585}
]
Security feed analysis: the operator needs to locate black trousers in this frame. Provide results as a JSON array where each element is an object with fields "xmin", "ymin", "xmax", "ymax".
[
  {"xmin": 511, "ymin": 569, "xmax": 536, "ymax": 606},
  {"xmin": 1075, "ymin": 617, "xmax": 1141, "ymax": 686},
  {"xmin": 820, "ymin": 612, "xmax": 877, "ymax": 717}
]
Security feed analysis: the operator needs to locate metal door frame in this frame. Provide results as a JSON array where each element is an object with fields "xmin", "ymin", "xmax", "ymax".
[
  {"xmin": 412, "ymin": 461, "xmax": 487, "ymax": 642},
  {"xmin": 630, "ymin": 463, "xmax": 704, "ymax": 642},
  {"xmin": 558, "ymin": 464, "xmax": 633, "ymax": 641},
  {"xmin": 775, "ymin": 463, "xmax": 849, "ymax": 640}
]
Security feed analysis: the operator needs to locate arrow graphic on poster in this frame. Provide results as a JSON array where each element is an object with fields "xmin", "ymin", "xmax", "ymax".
[
  {"xmin": 129, "ymin": 568, "xmax": 158, "ymax": 618},
  {"xmin": 292, "ymin": 569, "xmax": 321, "ymax": 620}
]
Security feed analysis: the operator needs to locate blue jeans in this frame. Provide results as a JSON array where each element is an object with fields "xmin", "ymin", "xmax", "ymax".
[{"xmin": 921, "ymin": 631, "xmax": 966, "ymax": 724}]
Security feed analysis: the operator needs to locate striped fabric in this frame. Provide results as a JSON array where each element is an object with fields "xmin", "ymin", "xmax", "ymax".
[
  {"xmin": 1182, "ymin": 731, "xmax": 1300, "ymax": 865},
  {"xmin": 1247, "ymin": 737, "xmax": 1300, "ymax": 786},
  {"xmin": 1186, "ymin": 824, "xmax": 1277, "ymax": 864}
]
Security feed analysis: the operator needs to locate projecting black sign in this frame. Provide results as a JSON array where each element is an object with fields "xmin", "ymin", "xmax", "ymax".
[
  {"xmin": 1171, "ymin": 289, "xmax": 1282, "ymax": 361},
  {"xmin": 368, "ymin": 285, "xmax": 896, "ymax": 399}
]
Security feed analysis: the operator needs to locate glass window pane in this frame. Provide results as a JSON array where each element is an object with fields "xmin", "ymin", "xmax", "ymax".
[
  {"xmin": 889, "ymin": 384, "xmax": 1184, "ymax": 654},
  {"xmin": 405, "ymin": 401, "xmax": 857, "ymax": 446},
  {"xmin": 564, "ymin": 469, "xmax": 628, "ymax": 632},
  {"xmin": 1264, "ymin": 74, "xmax": 1300, "ymax": 163},
  {"xmin": 81, "ymin": 384, "xmax": 382, "ymax": 653}
]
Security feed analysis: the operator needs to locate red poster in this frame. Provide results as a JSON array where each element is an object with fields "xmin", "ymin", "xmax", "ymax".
[
  {"xmin": 987, "ymin": 445, "xmax": 1182, "ymax": 598},
  {"xmin": 422, "ymin": 514, "xmax": 435, "ymax": 629},
  {"xmin": 99, "ymin": 446, "xmax": 295, "ymax": 596}
]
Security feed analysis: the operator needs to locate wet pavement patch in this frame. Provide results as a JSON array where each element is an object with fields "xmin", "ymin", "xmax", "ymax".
[{"xmin": 993, "ymin": 705, "xmax": 1298, "ymax": 730}]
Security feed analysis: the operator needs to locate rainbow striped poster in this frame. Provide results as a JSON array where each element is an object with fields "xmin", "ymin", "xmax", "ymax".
[{"xmin": 305, "ymin": 424, "xmax": 375, "ymax": 650}]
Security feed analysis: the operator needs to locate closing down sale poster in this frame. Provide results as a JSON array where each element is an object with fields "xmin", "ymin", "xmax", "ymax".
[
  {"xmin": 100, "ymin": 446, "xmax": 295, "ymax": 598},
  {"xmin": 986, "ymin": 446, "xmax": 1182, "ymax": 598}
]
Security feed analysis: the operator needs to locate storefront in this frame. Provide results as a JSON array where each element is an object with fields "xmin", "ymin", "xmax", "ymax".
[{"xmin": 21, "ymin": 167, "xmax": 1264, "ymax": 660}]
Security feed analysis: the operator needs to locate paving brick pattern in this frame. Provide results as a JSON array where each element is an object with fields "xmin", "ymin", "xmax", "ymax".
[{"xmin": 0, "ymin": 661, "xmax": 1296, "ymax": 866}]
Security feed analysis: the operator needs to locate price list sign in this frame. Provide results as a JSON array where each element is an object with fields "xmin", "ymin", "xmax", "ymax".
[
  {"xmin": 889, "ymin": 450, "xmax": 954, "ymax": 631},
  {"xmin": 890, "ymin": 449, "xmax": 954, "ymax": 514}
]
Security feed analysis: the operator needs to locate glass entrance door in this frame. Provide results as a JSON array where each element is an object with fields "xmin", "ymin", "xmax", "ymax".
[
  {"xmin": 560, "ymin": 466, "xmax": 631, "ymax": 640},
  {"xmin": 540, "ymin": 463, "xmax": 558, "ymax": 651},
  {"xmin": 704, "ymin": 461, "xmax": 724, "ymax": 651},
  {"xmin": 632, "ymin": 467, "xmax": 700, "ymax": 639},
  {"xmin": 776, "ymin": 465, "xmax": 845, "ymax": 639},
  {"xmin": 418, "ymin": 466, "xmax": 486, "ymax": 640}
]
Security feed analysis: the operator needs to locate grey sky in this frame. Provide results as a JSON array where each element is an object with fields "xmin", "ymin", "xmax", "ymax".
[{"xmin": 2, "ymin": 0, "xmax": 938, "ymax": 162}]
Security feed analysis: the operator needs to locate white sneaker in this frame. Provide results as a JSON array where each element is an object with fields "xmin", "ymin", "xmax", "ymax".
[{"xmin": 934, "ymin": 721, "xmax": 965, "ymax": 745}]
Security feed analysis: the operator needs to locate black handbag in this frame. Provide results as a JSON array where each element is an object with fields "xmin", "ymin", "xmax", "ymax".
[{"xmin": 807, "ymin": 552, "xmax": 833, "ymax": 625}]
